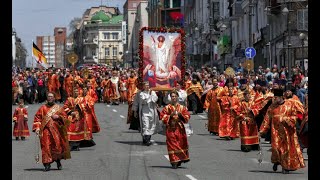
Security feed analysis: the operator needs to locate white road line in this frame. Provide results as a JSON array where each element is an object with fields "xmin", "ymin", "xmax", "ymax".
[
  {"xmin": 106, "ymin": 105, "xmax": 110, "ymax": 107},
  {"xmin": 112, "ymin": 109, "xmax": 117, "ymax": 112},
  {"xmin": 249, "ymin": 158, "xmax": 270, "ymax": 164},
  {"xmin": 164, "ymin": 155, "xmax": 169, "ymax": 161},
  {"xmin": 185, "ymin": 175, "xmax": 198, "ymax": 180},
  {"xmin": 120, "ymin": 115, "xmax": 125, "ymax": 118},
  {"xmin": 198, "ymin": 115, "xmax": 206, "ymax": 119}
]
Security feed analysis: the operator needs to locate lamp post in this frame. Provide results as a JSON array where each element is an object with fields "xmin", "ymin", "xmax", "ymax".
[
  {"xmin": 299, "ymin": 32, "xmax": 307, "ymax": 72},
  {"xmin": 282, "ymin": 5, "xmax": 294, "ymax": 83},
  {"xmin": 109, "ymin": 44, "xmax": 113, "ymax": 67}
]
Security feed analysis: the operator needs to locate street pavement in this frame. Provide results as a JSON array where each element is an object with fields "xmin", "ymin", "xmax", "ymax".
[{"xmin": 12, "ymin": 103, "xmax": 308, "ymax": 180}]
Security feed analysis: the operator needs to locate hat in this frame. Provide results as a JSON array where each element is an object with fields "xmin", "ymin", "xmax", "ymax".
[
  {"xmin": 273, "ymin": 89, "xmax": 284, "ymax": 97},
  {"xmin": 239, "ymin": 79, "xmax": 247, "ymax": 85}
]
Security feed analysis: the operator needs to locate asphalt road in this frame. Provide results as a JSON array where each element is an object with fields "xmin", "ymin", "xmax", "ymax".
[{"xmin": 12, "ymin": 103, "xmax": 308, "ymax": 180}]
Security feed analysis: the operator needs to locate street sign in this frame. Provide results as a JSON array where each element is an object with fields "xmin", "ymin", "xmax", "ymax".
[{"xmin": 245, "ymin": 47, "xmax": 256, "ymax": 59}]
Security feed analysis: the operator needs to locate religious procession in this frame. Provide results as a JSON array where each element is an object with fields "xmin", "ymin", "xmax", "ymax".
[{"xmin": 12, "ymin": 59, "xmax": 308, "ymax": 175}]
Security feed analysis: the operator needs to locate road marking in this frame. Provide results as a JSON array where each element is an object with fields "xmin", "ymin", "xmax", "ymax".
[
  {"xmin": 164, "ymin": 155, "xmax": 169, "ymax": 161},
  {"xmin": 112, "ymin": 109, "xmax": 117, "ymax": 112},
  {"xmin": 120, "ymin": 115, "xmax": 125, "ymax": 118},
  {"xmin": 186, "ymin": 175, "xmax": 198, "ymax": 180},
  {"xmin": 106, "ymin": 105, "xmax": 110, "ymax": 107},
  {"xmin": 249, "ymin": 158, "xmax": 270, "ymax": 164},
  {"xmin": 198, "ymin": 115, "xmax": 206, "ymax": 119}
]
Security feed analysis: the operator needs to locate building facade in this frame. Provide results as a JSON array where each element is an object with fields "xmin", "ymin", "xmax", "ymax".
[
  {"xmin": 74, "ymin": 6, "xmax": 124, "ymax": 66},
  {"xmin": 147, "ymin": 0, "xmax": 183, "ymax": 27},
  {"xmin": 183, "ymin": 0, "xmax": 222, "ymax": 69},
  {"xmin": 123, "ymin": 0, "xmax": 145, "ymax": 68},
  {"xmin": 36, "ymin": 36, "xmax": 56, "ymax": 67},
  {"xmin": 12, "ymin": 28, "xmax": 27, "ymax": 68},
  {"xmin": 36, "ymin": 27, "xmax": 67, "ymax": 68},
  {"xmin": 54, "ymin": 27, "xmax": 67, "ymax": 68}
]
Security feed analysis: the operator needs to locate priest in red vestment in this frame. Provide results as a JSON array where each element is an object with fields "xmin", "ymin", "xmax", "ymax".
[{"xmin": 160, "ymin": 91, "xmax": 191, "ymax": 169}]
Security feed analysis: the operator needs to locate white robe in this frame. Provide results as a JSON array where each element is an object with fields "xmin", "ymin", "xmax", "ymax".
[
  {"xmin": 132, "ymin": 90, "xmax": 159, "ymax": 136},
  {"xmin": 152, "ymin": 41, "xmax": 170, "ymax": 78}
]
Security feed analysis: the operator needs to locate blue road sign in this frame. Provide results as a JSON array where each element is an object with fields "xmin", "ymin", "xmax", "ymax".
[{"xmin": 245, "ymin": 47, "xmax": 256, "ymax": 59}]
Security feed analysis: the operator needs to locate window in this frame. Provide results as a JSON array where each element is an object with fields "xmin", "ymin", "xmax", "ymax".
[
  {"xmin": 297, "ymin": 9, "xmax": 308, "ymax": 31},
  {"xmin": 112, "ymin": 33, "xmax": 119, "ymax": 40},
  {"xmin": 113, "ymin": 47, "xmax": 117, "ymax": 56},
  {"xmin": 104, "ymin": 33, "xmax": 110, "ymax": 40},
  {"xmin": 105, "ymin": 48, "xmax": 110, "ymax": 56}
]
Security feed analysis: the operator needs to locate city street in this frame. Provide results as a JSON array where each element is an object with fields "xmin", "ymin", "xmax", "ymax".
[{"xmin": 12, "ymin": 103, "xmax": 308, "ymax": 180}]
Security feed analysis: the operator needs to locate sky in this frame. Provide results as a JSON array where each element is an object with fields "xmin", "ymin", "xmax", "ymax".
[{"xmin": 13, "ymin": 0, "xmax": 126, "ymax": 67}]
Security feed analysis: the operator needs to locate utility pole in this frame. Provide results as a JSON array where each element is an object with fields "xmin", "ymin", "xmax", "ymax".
[
  {"xmin": 209, "ymin": 0, "xmax": 213, "ymax": 68},
  {"xmin": 249, "ymin": 0, "xmax": 253, "ymax": 47},
  {"xmin": 287, "ymin": 2, "xmax": 292, "ymax": 84}
]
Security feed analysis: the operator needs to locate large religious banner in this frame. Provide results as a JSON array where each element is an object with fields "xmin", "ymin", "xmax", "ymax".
[{"xmin": 138, "ymin": 27, "xmax": 186, "ymax": 91}]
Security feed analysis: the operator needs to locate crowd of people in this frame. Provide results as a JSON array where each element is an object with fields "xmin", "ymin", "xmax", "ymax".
[{"xmin": 12, "ymin": 62, "xmax": 308, "ymax": 173}]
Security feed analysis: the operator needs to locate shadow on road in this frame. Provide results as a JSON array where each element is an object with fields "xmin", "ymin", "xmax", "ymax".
[
  {"xmin": 225, "ymin": 149, "xmax": 243, "ymax": 152},
  {"xmin": 24, "ymin": 168, "xmax": 59, "ymax": 171},
  {"xmin": 150, "ymin": 165, "xmax": 187, "ymax": 169},
  {"xmin": 121, "ymin": 131, "xmax": 140, "ymax": 133},
  {"xmin": 248, "ymin": 170, "xmax": 304, "ymax": 174},
  {"xmin": 196, "ymin": 134, "xmax": 214, "ymax": 136},
  {"xmin": 114, "ymin": 141, "xmax": 166, "ymax": 146}
]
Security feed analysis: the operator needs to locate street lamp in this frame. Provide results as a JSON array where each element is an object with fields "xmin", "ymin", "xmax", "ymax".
[
  {"xmin": 109, "ymin": 44, "xmax": 113, "ymax": 66},
  {"xmin": 299, "ymin": 33, "xmax": 307, "ymax": 72},
  {"xmin": 220, "ymin": 24, "xmax": 227, "ymax": 32},
  {"xmin": 282, "ymin": 5, "xmax": 294, "ymax": 83}
]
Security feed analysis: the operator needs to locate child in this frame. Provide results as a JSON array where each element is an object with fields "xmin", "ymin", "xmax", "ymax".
[
  {"xmin": 13, "ymin": 99, "xmax": 30, "ymax": 140},
  {"xmin": 167, "ymin": 67, "xmax": 178, "ymax": 87}
]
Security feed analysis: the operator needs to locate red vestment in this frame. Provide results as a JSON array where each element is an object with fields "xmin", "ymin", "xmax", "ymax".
[
  {"xmin": 101, "ymin": 79, "xmax": 111, "ymax": 103},
  {"xmin": 260, "ymin": 100, "xmax": 305, "ymax": 171},
  {"xmin": 32, "ymin": 104, "xmax": 71, "ymax": 164},
  {"xmin": 160, "ymin": 104, "xmax": 190, "ymax": 163},
  {"xmin": 48, "ymin": 74, "xmax": 61, "ymax": 100},
  {"xmin": 63, "ymin": 97, "xmax": 92, "ymax": 141},
  {"xmin": 299, "ymin": 108, "xmax": 308, "ymax": 148},
  {"xmin": 127, "ymin": 87, "xmax": 138, "ymax": 124},
  {"xmin": 127, "ymin": 76, "xmax": 138, "ymax": 103},
  {"xmin": 13, "ymin": 107, "xmax": 30, "ymax": 137},
  {"xmin": 64, "ymin": 75, "xmax": 73, "ymax": 98},
  {"xmin": 85, "ymin": 94, "xmax": 100, "ymax": 133},
  {"xmin": 203, "ymin": 87, "xmax": 224, "ymax": 134},
  {"xmin": 233, "ymin": 96, "xmax": 263, "ymax": 146},
  {"xmin": 218, "ymin": 87, "xmax": 239, "ymax": 138}
]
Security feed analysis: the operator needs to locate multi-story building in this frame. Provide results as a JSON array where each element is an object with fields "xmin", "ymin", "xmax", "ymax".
[
  {"xmin": 123, "ymin": 0, "xmax": 145, "ymax": 68},
  {"xmin": 148, "ymin": 0, "xmax": 183, "ymax": 27},
  {"xmin": 230, "ymin": 0, "xmax": 308, "ymax": 78},
  {"xmin": 36, "ymin": 36, "xmax": 56, "ymax": 67},
  {"xmin": 183, "ymin": 0, "xmax": 224, "ymax": 69},
  {"xmin": 54, "ymin": 27, "xmax": 67, "ymax": 68},
  {"xmin": 74, "ymin": 6, "xmax": 124, "ymax": 66},
  {"xmin": 132, "ymin": 1, "xmax": 149, "ymax": 67},
  {"xmin": 12, "ymin": 28, "xmax": 27, "ymax": 68},
  {"xmin": 36, "ymin": 27, "xmax": 67, "ymax": 68}
]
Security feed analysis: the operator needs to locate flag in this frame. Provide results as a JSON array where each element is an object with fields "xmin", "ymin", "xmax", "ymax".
[{"xmin": 32, "ymin": 42, "xmax": 48, "ymax": 68}]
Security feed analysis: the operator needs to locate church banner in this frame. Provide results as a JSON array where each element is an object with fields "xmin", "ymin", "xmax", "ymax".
[{"xmin": 138, "ymin": 27, "xmax": 186, "ymax": 91}]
